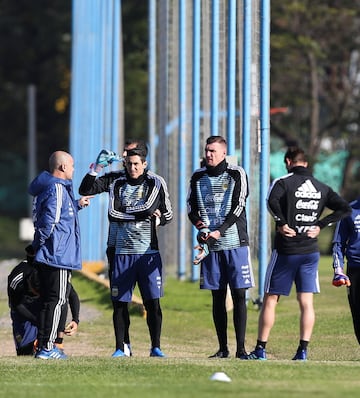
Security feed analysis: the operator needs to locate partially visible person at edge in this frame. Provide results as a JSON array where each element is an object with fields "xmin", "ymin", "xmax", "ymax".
[
  {"xmin": 28, "ymin": 150, "xmax": 92, "ymax": 360},
  {"xmin": 247, "ymin": 146, "xmax": 351, "ymax": 361},
  {"xmin": 8, "ymin": 246, "xmax": 80, "ymax": 355},
  {"xmin": 187, "ymin": 135, "xmax": 255, "ymax": 359},
  {"xmin": 332, "ymin": 197, "xmax": 360, "ymax": 345},
  {"xmin": 79, "ymin": 144, "xmax": 173, "ymax": 357}
]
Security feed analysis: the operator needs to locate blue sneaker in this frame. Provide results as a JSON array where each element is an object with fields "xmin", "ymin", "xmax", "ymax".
[
  {"xmin": 292, "ymin": 349, "xmax": 307, "ymax": 361},
  {"xmin": 53, "ymin": 345, "xmax": 68, "ymax": 359},
  {"xmin": 112, "ymin": 349, "xmax": 126, "ymax": 358},
  {"xmin": 247, "ymin": 347, "xmax": 267, "ymax": 360},
  {"xmin": 35, "ymin": 347, "xmax": 67, "ymax": 360},
  {"xmin": 150, "ymin": 347, "xmax": 166, "ymax": 357}
]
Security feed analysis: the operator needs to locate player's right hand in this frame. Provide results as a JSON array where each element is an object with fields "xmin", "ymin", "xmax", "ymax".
[
  {"xmin": 197, "ymin": 228, "xmax": 210, "ymax": 244},
  {"xmin": 332, "ymin": 273, "xmax": 351, "ymax": 287},
  {"xmin": 64, "ymin": 321, "xmax": 78, "ymax": 336},
  {"xmin": 193, "ymin": 243, "xmax": 209, "ymax": 265}
]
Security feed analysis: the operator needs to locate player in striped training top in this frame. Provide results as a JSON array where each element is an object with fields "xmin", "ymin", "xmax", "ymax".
[
  {"xmin": 187, "ymin": 135, "xmax": 255, "ymax": 359},
  {"xmin": 80, "ymin": 145, "xmax": 172, "ymax": 357},
  {"xmin": 79, "ymin": 140, "xmax": 151, "ymax": 356}
]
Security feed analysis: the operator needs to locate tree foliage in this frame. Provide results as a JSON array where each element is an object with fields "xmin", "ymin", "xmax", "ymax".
[
  {"xmin": 270, "ymin": 0, "xmax": 360, "ymax": 198},
  {"xmin": 0, "ymin": 1, "xmax": 148, "ymax": 216},
  {"xmin": 2, "ymin": 1, "xmax": 360, "ymax": 218}
]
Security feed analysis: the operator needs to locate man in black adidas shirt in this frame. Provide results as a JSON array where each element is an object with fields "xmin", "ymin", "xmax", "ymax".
[{"xmin": 248, "ymin": 147, "xmax": 351, "ymax": 361}]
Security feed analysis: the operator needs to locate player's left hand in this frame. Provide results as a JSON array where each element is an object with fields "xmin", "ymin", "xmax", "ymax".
[
  {"xmin": 79, "ymin": 195, "xmax": 94, "ymax": 208},
  {"xmin": 95, "ymin": 149, "xmax": 122, "ymax": 167},
  {"xmin": 306, "ymin": 225, "xmax": 320, "ymax": 238},
  {"xmin": 64, "ymin": 321, "xmax": 78, "ymax": 336}
]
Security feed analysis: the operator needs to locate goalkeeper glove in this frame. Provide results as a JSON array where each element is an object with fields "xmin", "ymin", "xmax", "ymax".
[
  {"xmin": 95, "ymin": 149, "xmax": 122, "ymax": 168},
  {"xmin": 193, "ymin": 243, "xmax": 209, "ymax": 265},
  {"xmin": 332, "ymin": 273, "xmax": 351, "ymax": 287},
  {"xmin": 197, "ymin": 228, "xmax": 210, "ymax": 244},
  {"xmin": 196, "ymin": 228, "xmax": 217, "ymax": 247}
]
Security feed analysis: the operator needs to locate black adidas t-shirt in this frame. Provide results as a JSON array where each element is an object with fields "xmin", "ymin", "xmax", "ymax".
[{"xmin": 267, "ymin": 166, "xmax": 350, "ymax": 254}]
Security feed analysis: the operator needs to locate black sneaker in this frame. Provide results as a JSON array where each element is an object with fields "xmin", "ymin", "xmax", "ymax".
[
  {"xmin": 292, "ymin": 349, "xmax": 307, "ymax": 361},
  {"xmin": 235, "ymin": 351, "xmax": 248, "ymax": 360},
  {"xmin": 208, "ymin": 350, "xmax": 230, "ymax": 358}
]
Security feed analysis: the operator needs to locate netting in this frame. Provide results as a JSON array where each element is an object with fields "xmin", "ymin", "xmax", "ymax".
[{"xmin": 154, "ymin": 1, "xmax": 262, "ymax": 280}]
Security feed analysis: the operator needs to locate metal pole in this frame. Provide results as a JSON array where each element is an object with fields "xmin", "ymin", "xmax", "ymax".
[
  {"xmin": 258, "ymin": 0, "xmax": 271, "ymax": 301},
  {"xmin": 211, "ymin": 0, "xmax": 219, "ymax": 136},
  {"xmin": 242, "ymin": 0, "xmax": 252, "ymax": 175},
  {"xmin": 178, "ymin": 0, "xmax": 187, "ymax": 279},
  {"xmin": 148, "ymin": 0, "xmax": 157, "ymax": 169},
  {"xmin": 27, "ymin": 84, "xmax": 36, "ymax": 217},
  {"xmin": 191, "ymin": 0, "xmax": 201, "ymax": 281},
  {"xmin": 227, "ymin": 0, "xmax": 236, "ymax": 155}
]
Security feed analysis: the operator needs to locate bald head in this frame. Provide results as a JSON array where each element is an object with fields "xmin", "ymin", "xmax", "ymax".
[{"xmin": 49, "ymin": 151, "xmax": 74, "ymax": 180}]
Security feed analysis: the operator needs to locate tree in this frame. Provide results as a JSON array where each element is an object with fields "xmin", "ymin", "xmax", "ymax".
[
  {"xmin": 0, "ymin": 0, "xmax": 149, "ymax": 216},
  {"xmin": 270, "ymin": 0, "xmax": 360, "ymax": 198},
  {"xmin": 0, "ymin": 0, "xmax": 72, "ymax": 216}
]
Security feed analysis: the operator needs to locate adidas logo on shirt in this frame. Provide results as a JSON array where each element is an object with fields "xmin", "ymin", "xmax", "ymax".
[{"xmin": 295, "ymin": 179, "xmax": 321, "ymax": 199}]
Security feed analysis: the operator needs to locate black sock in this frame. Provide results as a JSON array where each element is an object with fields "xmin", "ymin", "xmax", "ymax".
[
  {"xmin": 298, "ymin": 340, "xmax": 309, "ymax": 351},
  {"xmin": 255, "ymin": 340, "xmax": 267, "ymax": 350}
]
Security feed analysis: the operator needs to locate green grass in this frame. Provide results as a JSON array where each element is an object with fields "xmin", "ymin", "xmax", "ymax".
[{"xmin": 1, "ymin": 256, "xmax": 360, "ymax": 398}]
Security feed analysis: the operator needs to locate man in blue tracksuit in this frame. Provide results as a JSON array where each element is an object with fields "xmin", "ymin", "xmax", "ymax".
[
  {"xmin": 332, "ymin": 198, "xmax": 360, "ymax": 344},
  {"xmin": 28, "ymin": 150, "xmax": 92, "ymax": 360}
]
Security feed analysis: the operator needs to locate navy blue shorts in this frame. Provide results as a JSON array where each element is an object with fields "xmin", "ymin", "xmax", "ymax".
[
  {"xmin": 111, "ymin": 253, "xmax": 164, "ymax": 302},
  {"xmin": 11, "ymin": 311, "xmax": 38, "ymax": 352},
  {"xmin": 200, "ymin": 246, "xmax": 255, "ymax": 290},
  {"xmin": 264, "ymin": 250, "xmax": 320, "ymax": 296}
]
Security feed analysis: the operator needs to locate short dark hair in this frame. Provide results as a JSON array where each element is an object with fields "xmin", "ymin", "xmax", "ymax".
[
  {"xmin": 206, "ymin": 136, "xmax": 227, "ymax": 146},
  {"xmin": 284, "ymin": 146, "xmax": 307, "ymax": 163},
  {"xmin": 126, "ymin": 147, "xmax": 147, "ymax": 162}
]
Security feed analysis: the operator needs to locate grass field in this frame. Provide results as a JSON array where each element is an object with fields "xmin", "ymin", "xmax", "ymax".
[{"xmin": 1, "ymin": 256, "xmax": 360, "ymax": 398}]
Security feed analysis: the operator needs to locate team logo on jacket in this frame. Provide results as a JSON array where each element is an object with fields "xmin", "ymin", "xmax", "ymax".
[
  {"xmin": 354, "ymin": 214, "xmax": 360, "ymax": 233},
  {"xmin": 295, "ymin": 180, "xmax": 321, "ymax": 199}
]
